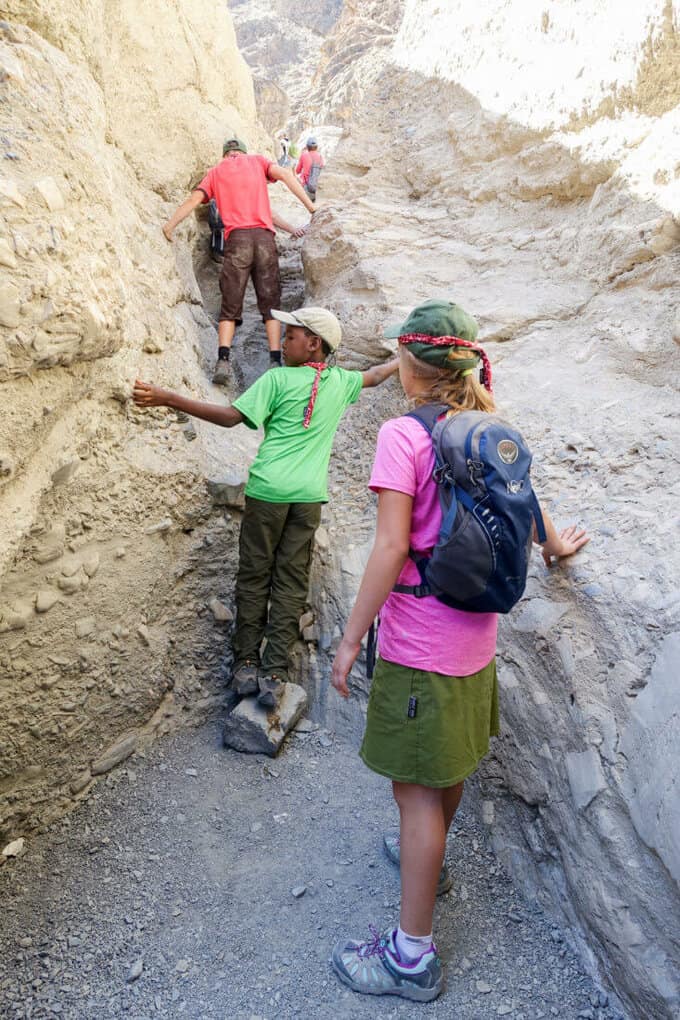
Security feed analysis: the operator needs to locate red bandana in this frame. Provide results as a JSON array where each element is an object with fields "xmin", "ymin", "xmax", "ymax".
[
  {"xmin": 302, "ymin": 362, "xmax": 328, "ymax": 428},
  {"xmin": 398, "ymin": 332, "xmax": 493, "ymax": 393}
]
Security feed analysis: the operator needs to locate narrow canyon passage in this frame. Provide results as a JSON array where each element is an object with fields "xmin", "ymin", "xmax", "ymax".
[
  {"xmin": 1, "ymin": 3, "xmax": 678, "ymax": 1019},
  {"xmin": 0, "ymin": 208, "xmax": 619, "ymax": 1020}
]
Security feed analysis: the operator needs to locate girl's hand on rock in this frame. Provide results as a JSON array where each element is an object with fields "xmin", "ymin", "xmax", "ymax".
[
  {"xmin": 543, "ymin": 524, "xmax": 590, "ymax": 567},
  {"xmin": 331, "ymin": 638, "xmax": 361, "ymax": 698},
  {"xmin": 132, "ymin": 380, "xmax": 166, "ymax": 407}
]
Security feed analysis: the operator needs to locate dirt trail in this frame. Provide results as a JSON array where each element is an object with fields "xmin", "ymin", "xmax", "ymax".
[{"xmin": 0, "ymin": 722, "xmax": 618, "ymax": 1020}]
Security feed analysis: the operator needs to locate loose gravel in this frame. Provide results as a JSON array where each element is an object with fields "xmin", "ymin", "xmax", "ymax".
[{"xmin": 0, "ymin": 720, "xmax": 622, "ymax": 1020}]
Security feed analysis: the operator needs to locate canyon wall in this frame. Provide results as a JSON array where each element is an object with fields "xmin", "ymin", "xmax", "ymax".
[
  {"xmin": 0, "ymin": 1, "xmax": 266, "ymax": 843},
  {"xmin": 298, "ymin": 2, "xmax": 680, "ymax": 1017}
]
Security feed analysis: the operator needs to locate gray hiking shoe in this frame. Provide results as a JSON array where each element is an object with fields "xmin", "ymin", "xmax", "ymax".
[
  {"xmin": 331, "ymin": 925, "xmax": 442, "ymax": 1002},
  {"xmin": 232, "ymin": 660, "xmax": 258, "ymax": 697},
  {"xmin": 257, "ymin": 672, "xmax": 286, "ymax": 708},
  {"xmin": 212, "ymin": 360, "xmax": 232, "ymax": 386},
  {"xmin": 383, "ymin": 832, "xmax": 453, "ymax": 896}
]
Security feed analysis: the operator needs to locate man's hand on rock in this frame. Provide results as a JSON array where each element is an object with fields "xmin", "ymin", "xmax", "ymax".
[
  {"xmin": 162, "ymin": 223, "xmax": 174, "ymax": 243},
  {"xmin": 132, "ymin": 380, "xmax": 167, "ymax": 408}
]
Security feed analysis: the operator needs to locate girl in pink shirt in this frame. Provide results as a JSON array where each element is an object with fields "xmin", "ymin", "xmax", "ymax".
[{"xmin": 330, "ymin": 299, "xmax": 589, "ymax": 1003}]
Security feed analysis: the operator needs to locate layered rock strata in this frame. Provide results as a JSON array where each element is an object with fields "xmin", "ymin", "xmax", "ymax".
[{"xmin": 0, "ymin": 4, "xmax": 267, "ymax": 842}]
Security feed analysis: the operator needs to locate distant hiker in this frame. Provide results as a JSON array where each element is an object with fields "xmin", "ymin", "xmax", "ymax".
[
  {"xmin": 132, "ymin": 307, "xmax": 399, "ymax": 710},
  {"xmin": 162, "ymin": 135, "xmax": 315, "ymax": 385},
  {"xmin": 329, "ymin": 299, "xmax": 590, "ymax": 1003},
  {"xmin": 296, "ymin": 136, "xmax": 325, "ymax": 200},
  {"xmin": 207, "ymin": 201, "xmax": 305, "ymax": 258},
  {"xmin": 278, "ymin": 133, "xmax": 291, "ymax": 166}
]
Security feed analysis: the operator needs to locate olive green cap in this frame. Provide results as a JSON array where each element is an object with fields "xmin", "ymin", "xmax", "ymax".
[
  {"xmin": 384, "ymin": 299, "xmax": 479, "ymax": 342},
  {"xmin": 222, "ymin": 136, "xmax": 247, "ymax": 155}
]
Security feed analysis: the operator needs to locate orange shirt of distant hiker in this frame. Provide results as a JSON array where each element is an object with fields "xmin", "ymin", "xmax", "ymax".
[
  {"xmin": 196, "ymin": 153, "xmax": 275, "ymax": 241},
  {"xmin": 295, "ymin": 149, "xmax": 325, "ymax": 185}
]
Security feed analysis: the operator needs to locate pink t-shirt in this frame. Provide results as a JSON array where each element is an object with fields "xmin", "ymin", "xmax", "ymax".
[{"xmin": 369, "ymin": 416, "xmax": 497, "ymax": 676}]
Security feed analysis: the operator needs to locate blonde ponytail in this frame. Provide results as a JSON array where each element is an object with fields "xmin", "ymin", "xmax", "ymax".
[{"xmin": 402, "ymin": 348, "xmax": 496, "ymax": 414}]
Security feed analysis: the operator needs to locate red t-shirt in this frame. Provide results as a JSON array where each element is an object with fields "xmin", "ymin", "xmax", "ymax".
[
  {"xmin": 295, "ymin": 150, "xmax": 325, "ymax": 185},
  {"xmin": 196, "ymin": 154, "xmax": 274, "ymax": 239}
]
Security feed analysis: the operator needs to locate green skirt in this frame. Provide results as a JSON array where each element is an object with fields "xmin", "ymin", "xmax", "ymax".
[{"xmin": 360, "ymin": 656, "xmax": 499, "ymax": 788}]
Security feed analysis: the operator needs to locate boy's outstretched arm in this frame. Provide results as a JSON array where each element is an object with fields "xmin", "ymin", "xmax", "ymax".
[
  {"xmin": 361, "ymin": 358, "xmax": 400, "ymax": 388},
  {"xmin": 132, "ymin": 380, "xmax": 244, "ymax": 428},
  {"xmin": 535, "ymin": 505, "xmax": 589, "ymax": 567}
]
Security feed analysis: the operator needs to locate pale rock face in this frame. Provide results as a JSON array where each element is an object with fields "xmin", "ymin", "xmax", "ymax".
[
  {"xmin": 620, "ymin": 633, "xmax": 680, "ymax": 885},
  {"xmin": 230, "ymin": 0, "xmax": 343, "ymax": 125},
  {"xmin": 297, "ymin": 2, "xmax": 680, "ymax": 1017},
  {"xmin": 0, "ymin": 5, "xmax": 263, "ymax": 844},
  {"xmin": 394, "ymin": 1, "xmax": 678, "ymax": 129}
]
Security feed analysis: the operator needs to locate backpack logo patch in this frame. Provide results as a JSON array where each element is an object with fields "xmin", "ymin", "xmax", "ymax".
[{"xmin": 497, "ymin": 439, "xmax": 519, "ymax": 464}]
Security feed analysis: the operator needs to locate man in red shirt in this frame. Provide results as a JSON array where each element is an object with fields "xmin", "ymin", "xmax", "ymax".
[
  {"xmin": 296, "ymin": 137, "xmax": 325, "ymax": 199},
  {"xmin": 163, "ymin": 136, "xmax": 315, "ymax": 384}
]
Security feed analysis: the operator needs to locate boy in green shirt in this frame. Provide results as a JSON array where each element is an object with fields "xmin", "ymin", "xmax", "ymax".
[{"xmin": 132, "ymin": 308, "xmax": 398, "ymax": 706}]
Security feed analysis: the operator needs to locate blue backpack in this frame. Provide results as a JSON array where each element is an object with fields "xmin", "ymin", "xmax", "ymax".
[{"xmin": 394, "ymin": 404, "xmax": 546, "ymax": 614}]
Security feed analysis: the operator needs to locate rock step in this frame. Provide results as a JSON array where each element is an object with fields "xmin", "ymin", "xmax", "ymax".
[{"xmin": 222, "ymin": 682, "xmax": 308, "ymax": 757}]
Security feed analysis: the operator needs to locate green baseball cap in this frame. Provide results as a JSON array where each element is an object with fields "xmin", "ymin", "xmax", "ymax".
[
  {"xmin": 384, "ymin": 299, "xmax": 479, "ymax": 342},
  {"xmin": 223, "ymin": 136, "xmax": 247, "ymax": 155}
]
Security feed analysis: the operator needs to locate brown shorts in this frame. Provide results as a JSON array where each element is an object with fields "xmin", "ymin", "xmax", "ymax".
[{"xmin": 219, "ymin": 228, "xmax": 281, "ymax": 324}]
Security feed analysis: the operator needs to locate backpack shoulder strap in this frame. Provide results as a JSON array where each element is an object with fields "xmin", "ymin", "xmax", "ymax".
[
  {"xmin": 392, "ymin": 404, "xmax": 452, "ymax": 599},
  {"xmin": 530, "ymin": 490, "xmax": 547, "ymax": 543},
  {"xmin": 404, "ymin": 403, "xmax": 450, "ymax": 473},
  {"xmin": 404, "ymin": 402, "xmax": 449, "ymax": 435}
]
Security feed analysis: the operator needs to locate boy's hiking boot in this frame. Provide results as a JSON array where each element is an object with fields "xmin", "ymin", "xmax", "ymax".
[
  {"xmin": 212, "ymin": 360, "xmax": 232, "ymax": 386},
  {"xmin": 383, "ymin": 832, "xmax": 453, "ymax": 896},
  {"xmin": 232, "ymin": 660, "xmax": 258, "ymax": 697},
  {"xmin": 331, "ymin": 925, "xmax": 442, "ymax": 1002},
  {"xmin": 257, "ymin": 672, "xmax": 285, "ymax": 708}
]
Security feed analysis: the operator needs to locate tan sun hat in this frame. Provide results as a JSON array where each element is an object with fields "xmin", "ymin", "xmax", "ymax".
[{"xmin": 272, "ymin": 307, "xmax": 342, "ymax": 351}]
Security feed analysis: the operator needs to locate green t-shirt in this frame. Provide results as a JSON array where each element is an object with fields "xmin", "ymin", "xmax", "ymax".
[{"xmin": 232, "ymin": 365, "xmax": 364, "ymax": 503}]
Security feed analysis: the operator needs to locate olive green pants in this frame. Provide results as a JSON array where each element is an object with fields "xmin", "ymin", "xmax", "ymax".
[{"xmin": 233, "ymin": 496, "xmax": 322, "ymax": 679}]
